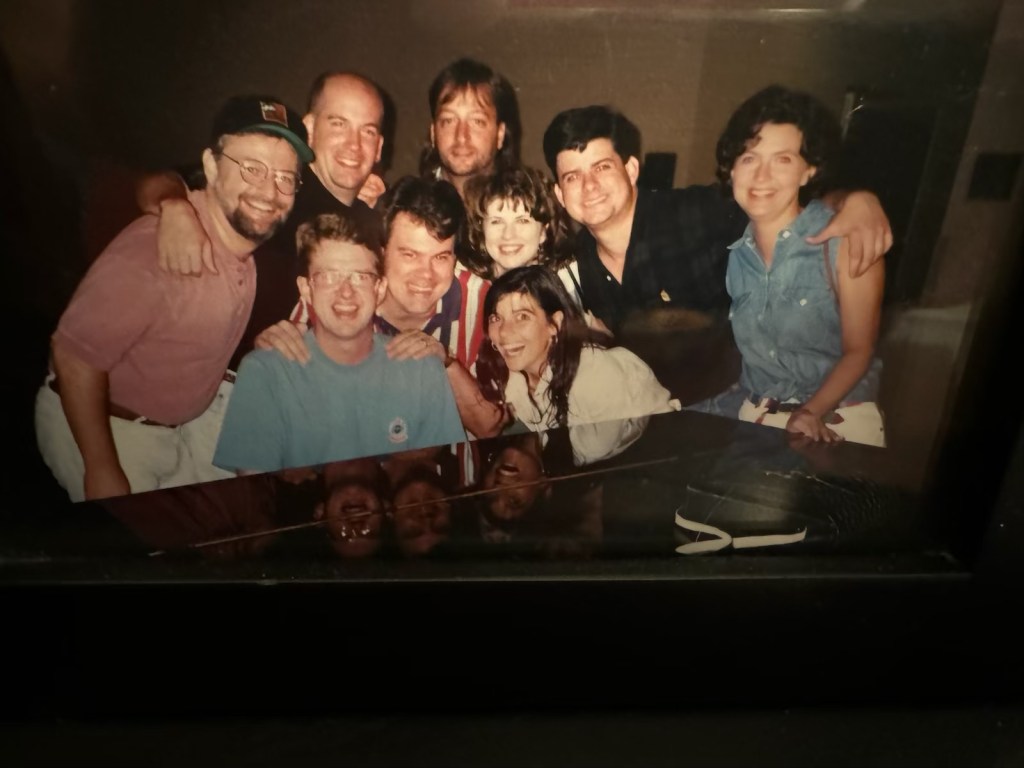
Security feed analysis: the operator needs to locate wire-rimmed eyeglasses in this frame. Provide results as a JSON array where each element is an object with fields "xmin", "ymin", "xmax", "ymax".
[
  {"xmin": 220, "ymin": 152, "xmax": 302, "ymax": 195},
  {"xmin": 309, "ymin": 269, "xmax": 381, "ymax": 290}
]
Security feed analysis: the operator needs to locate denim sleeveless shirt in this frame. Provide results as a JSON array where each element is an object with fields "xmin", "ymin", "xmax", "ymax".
[{"xmin": 726, "ymin": 200, "xmax": 881, "ymax": 403}]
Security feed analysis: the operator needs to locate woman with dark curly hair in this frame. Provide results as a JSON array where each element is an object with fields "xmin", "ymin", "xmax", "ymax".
[
  {"xmin": 703, "ymin": 85, "xmax": 885, "ymax": 446},
  {"xmin": 478, "ymin": 265, "xmax": 678, "ymax": 464},
  {"xmin": 462, "ymin": 165, "xmax": 611, "ymax": 334}
]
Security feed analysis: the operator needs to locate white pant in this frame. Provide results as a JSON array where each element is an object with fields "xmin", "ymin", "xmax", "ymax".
[
  {"xmin": 738, "ymin": 397, "xmax": 886, "ymax": 448},
  {"xmin": 34, "ymin": 376, "xmax": 235, "ymax": 502}
]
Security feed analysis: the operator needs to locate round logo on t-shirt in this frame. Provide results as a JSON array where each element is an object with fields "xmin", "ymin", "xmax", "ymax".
[{"xmin": 388, "ymin": 417, "xmax": 409, "ymax": 444}]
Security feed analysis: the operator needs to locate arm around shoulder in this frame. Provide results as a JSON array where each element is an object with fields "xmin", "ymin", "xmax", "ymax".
[
  {"xmin": 812, "ymin": 190, "xmax": 893, "ymax": 278},
  {"xmin": 136, "ymin": 170, "xmax": 188, "ymax": 215}
]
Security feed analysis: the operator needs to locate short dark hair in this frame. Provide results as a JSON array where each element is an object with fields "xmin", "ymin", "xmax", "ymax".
[
  {"xmin": 377, "ymin": 174, "xmax": 468, "ymax": 257},
  {"xmin": 542, "ymin": 105, "xmax": 642, "ymax": 178},
  {"xmin": 295, "ymin": 208, "xmax": 386, "ymax": 276},
  {"xmin": 419, "ymin": 58, "xmax": 521, "ymax": 176},
  {"xmin": 715, "ymin": 85, "xmax": 841, "ymax": 203},
  {"xmin": 462, "ymin": 165, "xmax": 574, "ymax": 279}
]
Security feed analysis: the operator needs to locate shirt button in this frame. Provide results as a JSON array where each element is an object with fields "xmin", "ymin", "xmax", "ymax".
[
  {"xmin": 782, "ymin": 230, "xmax": 791, "ymax": 239},
  {"xmin": 769, "ymin": 350, "xmax": 776, "ymax": 358}
]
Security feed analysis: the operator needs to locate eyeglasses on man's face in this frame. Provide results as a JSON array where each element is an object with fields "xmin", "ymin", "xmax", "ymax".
[
  {"xmin": 309, "ymin": 269, "xmax": 381, "ymax": 290},
  {"xmin": 220, "ymin": 152, "xmax": 302, "ymax": 195}
]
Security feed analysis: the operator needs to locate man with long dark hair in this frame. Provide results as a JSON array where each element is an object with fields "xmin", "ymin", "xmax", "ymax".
[{"xmin": 419, "ymin": 57, "xmax": 521, "ymax": 198}]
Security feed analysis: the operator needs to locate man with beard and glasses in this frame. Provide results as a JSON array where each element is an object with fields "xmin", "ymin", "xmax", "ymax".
[
  {"xmin": 136, "ymin": 72, "xmax": 388, "ymax": 375},
  {"xmin": 35, "ymin": 95, "xmax": 310, "ymax": 501}
]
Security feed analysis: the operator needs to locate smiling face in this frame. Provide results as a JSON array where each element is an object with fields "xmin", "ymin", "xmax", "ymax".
[
  {"xmin": 553, "ymin": 137, "xmax": 639, "ymax": 234},
  {"xmin": 204, "ymin": 133, "xmax": 299, "ymax": 246},
  {"xmin": 481, "ymin": 443, "xmax": 549, "ymax": 528},
  {"xmin": 730, "ymin": 122, "xmax": 815, "ymax": 228},
  {"xmin": 304, "ymin": 74, "xmax": 384, "ymax": 205},
  {"xmin": 380, "ymin": 212, "xmax": 456, "ymax": 325},
  {"xmin": 316, "ymin": 481, "xmax": 384, "ymax": 559},
  {"xmin": 297, "ymin": 239, "xmax": 386, "ymax": 356},
  {"xmin": 481, "ymin": 198, "xmax": 546, "ymax": 277},
  {"xmin": 487, "ymin": 291, "xmax": 563, "ymax": 385},
  {"xmin": 430, "ymin": 86, "xmax": 506, "ymax": 182}
]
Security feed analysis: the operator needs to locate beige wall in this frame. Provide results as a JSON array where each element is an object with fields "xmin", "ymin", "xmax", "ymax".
[{"xmin": 0, "ymin": 1, "xmax": 1000, "ymax": 184}]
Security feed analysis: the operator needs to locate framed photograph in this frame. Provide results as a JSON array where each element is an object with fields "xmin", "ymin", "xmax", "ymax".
[{"xmin": 3, "ymin": 0, "xmax": 1022, "ymax": 723}]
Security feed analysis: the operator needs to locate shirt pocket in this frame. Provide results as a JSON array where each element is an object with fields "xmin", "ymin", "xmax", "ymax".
[{"xmin": 776, "ymin": 279, "xmax": 838, "ymax": 347}]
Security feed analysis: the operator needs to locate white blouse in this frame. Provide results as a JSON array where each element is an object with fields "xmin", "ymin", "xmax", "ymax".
[{"xmin": 504, "ymin": 345, "xmax": 680, "ymax": 465}]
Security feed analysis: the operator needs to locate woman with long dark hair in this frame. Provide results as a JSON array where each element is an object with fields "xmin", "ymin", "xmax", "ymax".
[{"xmin": 478, "ymin": 265, "xmax": 678, "ymax": 464}]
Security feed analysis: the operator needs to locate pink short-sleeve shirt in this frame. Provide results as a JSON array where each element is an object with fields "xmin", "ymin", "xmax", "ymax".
[{"xmin": 53, "ymin": 189, "xmax": 256, "ymax": 424}]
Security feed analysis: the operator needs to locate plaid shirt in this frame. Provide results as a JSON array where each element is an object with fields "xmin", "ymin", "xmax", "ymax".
[{"xmin": 574, "ymin": 184, "xmax": 745, "ymax": 334}]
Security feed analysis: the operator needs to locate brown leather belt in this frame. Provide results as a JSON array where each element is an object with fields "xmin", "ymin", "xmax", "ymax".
[{"xmin": 48, "ymin": 376, "xmax": 177, "ymax": 428}]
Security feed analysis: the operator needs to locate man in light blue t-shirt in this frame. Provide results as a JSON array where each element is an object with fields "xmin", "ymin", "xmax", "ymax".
[{"xmin": 213, "ymin": 208, "xmax": 466, "ymax": 474}]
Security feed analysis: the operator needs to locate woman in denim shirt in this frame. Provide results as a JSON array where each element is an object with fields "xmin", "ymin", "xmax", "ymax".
[{"xmin": 709, "ymin": 85, "xmax": 886, "ymax": 446}]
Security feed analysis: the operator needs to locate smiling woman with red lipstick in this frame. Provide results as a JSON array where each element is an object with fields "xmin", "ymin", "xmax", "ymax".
[
  {"xmin": 463, "ymin": 166, "xmax": 609, "ymax": 336},
  {"xmin": 707, "ymin": 85, "xmax": 886, "ymax": 446}
]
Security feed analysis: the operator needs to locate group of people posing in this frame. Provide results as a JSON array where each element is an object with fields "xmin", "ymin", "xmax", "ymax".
[{"xmin": 35, "ymin": 57, "xmax": 892, "ymax": 503}]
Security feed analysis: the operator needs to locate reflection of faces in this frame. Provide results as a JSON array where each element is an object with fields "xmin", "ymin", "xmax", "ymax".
[
  {"xmin": 316, "ymin": 482, "xmax": 384, "ymax": 559},
  {"xmin": 430, "ymin": 86, "xmax": 506, "ymax": 181},
  {"xmin": 482, "ymin": 445, "xmax": 548, "ymax": 528},
  {"xmin": 730, "ymin": 122, "xmax": 815, "ymax": 228},
  {"xmin": 482, "ymin": 198, "xmax": 546, "ymax": 277},
  {"xmin": 487, "ymin": 292, "xmax": 562, "ymax": 384},
  {"xmin": 304, "ymin": 74, "xmax": 384, "ymax": 204},
  {"xmin": 392, "ymin": 479, "xmax": 452, "ymax": 557},
  {"xmin": 297, "ymin": 240, "xmax": 386, "ymax": 349},
  {"xmin": 553, "ymin": 138, "xmax": 638, "ymax": 234},
  {"xmin": 382, "ymin": 212, "xmax": 456, "ymax": 322},
  {"xmin": 204, "ymin": 134, "xmax": 299, "ymax": 245}
]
